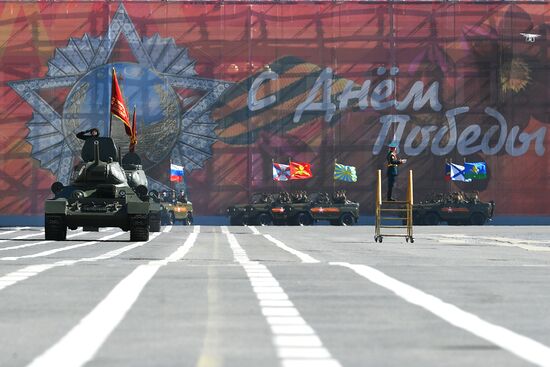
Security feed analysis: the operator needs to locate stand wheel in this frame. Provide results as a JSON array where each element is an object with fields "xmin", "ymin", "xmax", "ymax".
[
  {"xmin": 406, "ymin": 237, "xmax": 409, "ymax": 243},
  {"xmin": 410, "ymin": 237, "xmax": 415, "ymax": 243}
]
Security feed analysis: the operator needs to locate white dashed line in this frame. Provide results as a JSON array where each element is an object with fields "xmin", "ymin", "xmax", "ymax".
[
  {"xmin": 162, "ymin": 225, "xmax": 172, "ymax": 233},
  {"xmin": 26, "ymin": 226, "xmax": 200, "ymax": 367},
  {"xmin": 221, "ymin": 226, "xmax": 340, "ymax": 367},
  {"xmin": 262, "ymin": 234, "xmax": 319, "ymax": 263},
  {"xmin": 331, "ymin": 261, "xmax": 550, "ymax": 367}
]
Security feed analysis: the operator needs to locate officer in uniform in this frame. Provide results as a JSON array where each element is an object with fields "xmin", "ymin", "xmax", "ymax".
[
  {"xmin": 76, "ymin": 128, "xmax": 99, "ymax": 140},
  {"xmin": 386, "ymin": 141, "xmax": 406, "ymax": 201}
]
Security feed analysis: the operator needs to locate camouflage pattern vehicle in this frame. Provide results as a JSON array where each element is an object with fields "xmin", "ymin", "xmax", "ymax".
[
  {"xmin": 413, "ymin": 191, "xmax": 495, "ymax": 225},
  {"xmin": 160, "ymin": 191, "xmax": 194, "ymax": 225},
  {"xmin": 45, "ymin": 138, "xmax": 153, "ymax": 241},
  {"xmin": 227, "ymin": 193, "xmax": 276, "ymax": 226},
  {"xmin": 272, "ymin": 191, "xmax": 360, "ymax": 226}
]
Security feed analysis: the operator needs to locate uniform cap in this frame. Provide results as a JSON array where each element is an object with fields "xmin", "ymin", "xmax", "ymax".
[{"xmin": 388, "ymin": 141, "xmax": 398, "ymax": 148}]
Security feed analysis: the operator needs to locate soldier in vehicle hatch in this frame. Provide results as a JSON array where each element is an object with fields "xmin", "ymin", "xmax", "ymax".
[
  {"xmin": 386, "ymin": 141, "xmax": 407, "ymax": 201},
  {"xmin": 76, "ymin": 128, "xmax": 100, "ymax": 140}
]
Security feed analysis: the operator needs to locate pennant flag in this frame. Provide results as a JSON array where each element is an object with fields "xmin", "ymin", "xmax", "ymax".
[
  {"xmin": 290, "ymin": 161, "xmax": 313, "ymax": 180},
  {"xmin": 129, "ymin": 107, "xmax": 137, "ymax": 152},
  {"xmin": 273, "ymin": 162, "xmax": 291, "ymax": 181},
  {"xmin": 446, "ymin": 162, "xmax": 472, "ymax": 182},
  {"xmin": 464, "ymin": 162, "xmax": 487, "ymax": 180},
  {"xmin": 111, "ymin": 68, "xmax": 132, "ymax": 136},
  {"xmin": 170, "ymin": 163, "xmax": 184, "ymax": 182},
  {"xmin": 334, "ymin": 163, "xmax": 357, "ymax": 182}
]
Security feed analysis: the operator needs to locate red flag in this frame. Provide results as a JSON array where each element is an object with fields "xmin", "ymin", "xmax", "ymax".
[
  {"xmin": 290, "ymin": 161, "xmax": 313, "ymax": 180},
  {"xmin": 111, "ymin": 68, "xmax": 132, "ymax": 136},
  {"xmin": 129, "ymin": 107, "xmax": 137, "ymax": 152}
]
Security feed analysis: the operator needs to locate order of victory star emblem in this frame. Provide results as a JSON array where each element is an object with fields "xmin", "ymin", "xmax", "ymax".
[{"xmin": 8, "ymin": 4, "xmax": 231, "ymax": 191}]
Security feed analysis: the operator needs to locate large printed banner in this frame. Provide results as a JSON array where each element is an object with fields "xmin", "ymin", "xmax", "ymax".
[{"xmin": 0, "ymin": 2, "xmax": 548, "ymax": 216}]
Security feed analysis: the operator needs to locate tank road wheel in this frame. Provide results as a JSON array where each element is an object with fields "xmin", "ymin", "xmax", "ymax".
[
  {"xmin": 424, "ymin": 212, "xmax": 440, "ymax": 226},
  {"xmin": 44, "ymin": 215, "xmax": 67, "ymax": 241},
  {"xmin": 295, "ymin": 212, "xmax": 313, "ymax": 226},
  {"xmin": 470, "ymin": 212, "xmax": 487, "ymax": 225},
  {"xmin": 338, "ymin": 213, "xmax": 355, "ymax": 226},
  {"xmin": 257, "ymin": 213, "xmax": 272, "ymax": 226},
  {"xmin": 130, "ymin": 215, "xmax": 150, "ymax": 242}
]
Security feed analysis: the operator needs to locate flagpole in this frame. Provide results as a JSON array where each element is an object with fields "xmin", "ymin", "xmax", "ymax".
[
  {"xmin": 109, "ymin": 68, "xmax": 114, "ymax": 138},
  {"xmin": 271, "ymin": 158, "xmax": 275, "ymax": 194},
  {"xmin": 288, "ymin": 157, "xmax": 292, "ymax": 195},
  {"xmin": 333, "ymin": 158, "xmax": 337, "ymax": 196}
]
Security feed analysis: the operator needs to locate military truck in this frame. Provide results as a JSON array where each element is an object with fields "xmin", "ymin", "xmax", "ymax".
[
  {"xmin": 272, "ymin": 191, "xmax": 360, "ymax": 226},
  {"xmin": 160, "ymin": 191, "xmax": 194, "ymax": 225},
  {"xmin": 227, "ymin": 193, "xmax": 277, "ymax": 226},
  {"xmin": 413, "ymin": 191, "xmax": 495, "ymax": 225},
  {"xmin": 44, "ymin": 138, "xmax": 152, "ymax": 241}
]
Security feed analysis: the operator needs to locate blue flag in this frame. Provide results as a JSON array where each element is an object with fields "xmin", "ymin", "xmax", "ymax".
[{"xmin": 464, "ymin": 162, "xmax": 487, "ymax": 180}]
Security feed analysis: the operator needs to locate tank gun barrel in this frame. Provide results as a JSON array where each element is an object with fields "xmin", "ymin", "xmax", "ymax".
[{"xmin": 94, "ymin": 140, "xmax": 100, "ymax": 165}]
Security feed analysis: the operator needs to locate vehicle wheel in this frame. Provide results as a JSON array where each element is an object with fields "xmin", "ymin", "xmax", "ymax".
[
  {"xmin": 230, "ymin": 217, "xmax": 244, "ymax": 226},
  {"xmin": 413, "ymin": 214, "xmax": 424, "ymax": 225},
  {"xmin": 295, "ymin": 212, "xmax": 313, "ymax": 226},
  {"xmin": 187, "ymin": 213, "xmax": 194, "ymax": 225},
  {"xmin": 470, "ymin": 212, "xmax": 486, "ymax": 225},
  {"xmin": 45, "ymin": 214, "xmax": 67, "ymax": 241},
  {"xmin": 170, "ymin": 212, "xmax": 176, "ymax": 225},
  {"xmin": 273, "ymin": 219, "xmax": 285, "ymax": 226},
  {"xmin": 149, "ymin": 216, "xmax": 161, "ymax": 232},
  {"xmin": 338, "ymin": 213, "xmax": 355, "ymax": 226},
  {"xmin": 130, "ymin": 215, "xmax": 149, "ymax": 241},
  {"xmin": 330, "ymin": 220, "xmax": 339, "ymax": 226},
  {"xmin": 257, "ymin": 213, "xmax": 272, "ymax": 226},
  {"xmin": 424, "ymin": 212, "xmax": 440, "ymax": 226}
]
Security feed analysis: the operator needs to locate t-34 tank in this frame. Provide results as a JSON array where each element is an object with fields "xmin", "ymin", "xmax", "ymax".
[{"xmin": 45, "ymin": 137, "xmax": 151, "ymax": 241}]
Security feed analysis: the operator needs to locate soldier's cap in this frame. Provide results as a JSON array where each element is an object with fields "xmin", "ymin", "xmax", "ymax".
[{"xmin": 388, "ymin": 141, "xmax": 398, "ymax": 148}]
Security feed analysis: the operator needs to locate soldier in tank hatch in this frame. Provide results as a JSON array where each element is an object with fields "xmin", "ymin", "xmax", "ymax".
[{"xmin": 76, "ymin": 128, "xmax": 100, "ymax": 140}]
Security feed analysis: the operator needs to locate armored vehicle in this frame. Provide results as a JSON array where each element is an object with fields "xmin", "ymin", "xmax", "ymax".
[
  {"xmin": 227, "ymin": 193, "xmax": 276, "ymax": 226},
  {"xmin": 160, "ymin": 191, "xmax": 194, "ymax": 225},
  {"xmin": 122, "ymin": 152, "xmax": 161, "ymax": 232},
  {"xmin": 413, "ymin": 191, "xmax": 495, "ymax": 225},
  {"xmin": 272, "ymin": 191, "xmax": 360, "ymax": 226},
  {"xmin": 44, "ymin": 138, "xmax": 152, "ymax": 241}
]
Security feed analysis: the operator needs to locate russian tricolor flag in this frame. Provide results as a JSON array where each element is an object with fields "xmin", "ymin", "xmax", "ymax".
[{"xmin": 170, "ymin": 163, "xmax": 184, "ymax": 182}]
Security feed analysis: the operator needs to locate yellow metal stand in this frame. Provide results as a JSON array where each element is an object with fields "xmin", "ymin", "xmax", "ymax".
[{"xmin": 374, "ymin": 169, "xmax": 414, "ymax": 243}]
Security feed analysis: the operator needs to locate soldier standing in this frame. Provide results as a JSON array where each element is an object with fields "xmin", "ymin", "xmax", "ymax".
[{"xmin": 386, "ymin": 141, "xmax": 406, "ymax": 201}]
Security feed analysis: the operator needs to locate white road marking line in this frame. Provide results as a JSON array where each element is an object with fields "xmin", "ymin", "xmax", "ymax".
[
  {"xmin": 0, "ymin": 230, "xmax": 20, "ymax": 236},
  {"xmin": 247, "ymin": 225, "xmax": 261, "ymax": 235},
  {"xmin": 262, "ymin": 234, "xmax": 320, "ymax": 263},
  {"xmin": 221, "ymin": 226, "xmax": 341, "ymax": 367},
  {"xmin": 162, "ymin": 225, "xmax": 172, "ymax": 233},
  {"xmin": 0, "ymin": 231, "xmax": 86, "ymax": 252},
  {"xmin": 0, "ymin": 232, "xmax": 160, "ymax": 292},
  {"xmin": 428, "ymin": 234, "xmax": 550, "ymax": 252},
  {"xmin": 27, "ymin": 229, "xmax": 199, "ymax": 367},
  {"xmin": 0, "ymin": 231, "xmax": 45, "ymax": 244},
  {"xmin": 331, "ymin": 261, "xmax": 550, "ymax": 367},
  {"xmin": 0, "ymin": 232, "xmax": 123, "ymax": 261}
]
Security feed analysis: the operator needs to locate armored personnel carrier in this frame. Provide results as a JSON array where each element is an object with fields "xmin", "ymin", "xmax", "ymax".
[
  {"xmin": 271, "ymin": 191, "xmax": 360, "ymax": 226},
  {"xmin": 413, "ymin": 191, "xmax": 495, "ymax": 225},
  {"xmin": 160, "ymin": 191, "xmax": 194, "ymax": 225},
  {"xmin": 44, "ymin": 137, "xmax": 152, "ymax": 241},
  {"xmin": 227, "ymin": 193, "xmax": 277, "ymax": 226}
]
